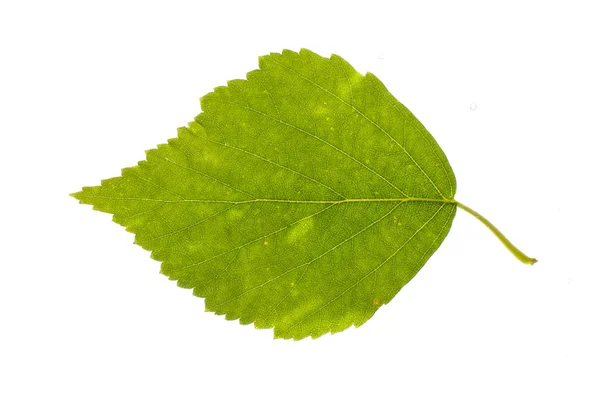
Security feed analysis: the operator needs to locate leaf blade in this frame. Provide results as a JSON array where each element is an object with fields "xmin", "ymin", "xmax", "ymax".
[{"xmin": 73, "ymin": 49, "xmax": 458, "ymax": 339}]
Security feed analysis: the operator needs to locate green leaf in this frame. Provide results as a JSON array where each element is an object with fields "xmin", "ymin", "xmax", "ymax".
[{"xmin": 72, "ymin": 49, "xmax": 535, "ymax": 340}]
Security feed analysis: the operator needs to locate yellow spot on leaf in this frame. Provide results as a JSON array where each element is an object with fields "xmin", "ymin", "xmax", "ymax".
[{"xmin": 286, "ymin": 217, "xmax": 314, "ymax": 244}]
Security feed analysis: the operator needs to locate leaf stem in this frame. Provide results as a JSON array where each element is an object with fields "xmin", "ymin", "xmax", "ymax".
[{"xmin": 455, "ymin": 201, "xmax": 537, "ymax": 265}]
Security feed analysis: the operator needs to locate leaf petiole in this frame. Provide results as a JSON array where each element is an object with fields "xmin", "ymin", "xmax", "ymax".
[{"xmin": 455, "ymin": 201, "xmax": 537, "ymax": 265}]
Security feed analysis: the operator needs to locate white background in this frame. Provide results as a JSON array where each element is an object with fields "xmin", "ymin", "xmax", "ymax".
[{"xmin": 1, "ymin": 0, "xmax": 599, "ymax": 396}]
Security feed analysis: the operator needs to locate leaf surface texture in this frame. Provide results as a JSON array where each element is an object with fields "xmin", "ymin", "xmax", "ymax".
[{"xmin": 74, "ymin": 49, "xmax": 457, "ymax": 339}]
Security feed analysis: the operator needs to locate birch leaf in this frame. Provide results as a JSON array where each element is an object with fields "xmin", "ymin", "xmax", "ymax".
[{"xmin": 72, "ymin": 49, "xmax": 535, "ymax": 340}]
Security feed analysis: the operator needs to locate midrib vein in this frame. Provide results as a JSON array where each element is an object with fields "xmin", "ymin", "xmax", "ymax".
[
  {"xmin": 77, "ymin": 195, "xmax": 457, "ymax": 206},
  {"xmin": 236, "ymin": 197, "xmax": 455, "ymax": 205}
]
